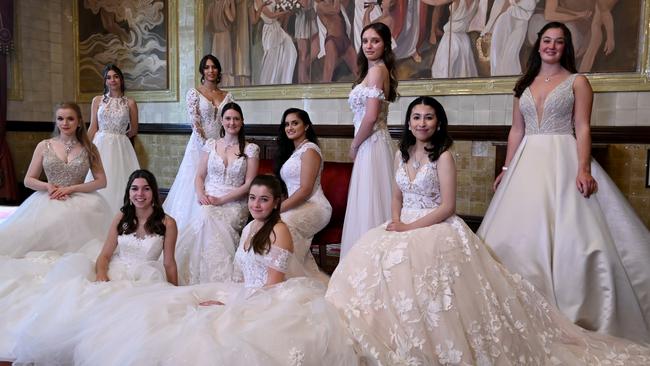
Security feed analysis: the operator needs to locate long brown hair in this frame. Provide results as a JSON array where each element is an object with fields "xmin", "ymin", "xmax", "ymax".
[
  {"xmin": 117, "ymin": 169, "xmax": 166, "ymax": 236},
  {"xmin": 354, "ymin": 22, "xmax": 398, "ymax": 102},
  {"xmin": 248, "ymin": 175, "xmax": 284, "ymax": 255},
  {"xmin": 53, "ymin": 102, "xmax": 101, "ymax": 170}
]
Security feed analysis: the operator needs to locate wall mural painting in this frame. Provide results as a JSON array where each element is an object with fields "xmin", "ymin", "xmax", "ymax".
[
  {"xmin": 198, "ymin": 0, "xmax": 641, "ymax": 88},
  {"xmin": 76, "ymin": 0, "xmax": 177, "ymax": 101}
]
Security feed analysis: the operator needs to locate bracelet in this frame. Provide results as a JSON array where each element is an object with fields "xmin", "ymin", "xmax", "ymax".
[{"xmin": 501, "ymin": 166, "xmax": 508, "ymax": 171}]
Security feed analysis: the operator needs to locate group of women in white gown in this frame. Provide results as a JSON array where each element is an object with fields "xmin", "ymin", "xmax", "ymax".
[{"xmin": 1, "ymin": 20, "xmax": 650, "ymax": 365}]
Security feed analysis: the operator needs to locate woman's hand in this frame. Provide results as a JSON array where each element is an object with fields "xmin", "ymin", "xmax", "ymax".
[
  {"xmin": 96, "ymin": 272, "xmax": 109, "ymax": 282},
  {"xmin": 576, "ymin": 171, "xmax": 598, "ymax": 198},
  {"xmin": 386, "ymin": 220, "xmax": 410, "ymax": 232},
  {"xmin": 348, "ymin": 145, "xmax": 358, "ymax": 161},
  {"xmin": 197, "ymin": 192, "xmax": 212, "ymax": 206},
  {"xmin": 50, "ymin": 186, "xmax": 74, "ymax": 200},
  {"xmin": 493, "ymin": 171, "xmax": 505, "ymax": 192},
  {"xmin": 199, "ymin": 300, "xmax": 225, "ymax": 306},
  {"xmin": 208, "ymin": 195, "xmax": 222, "ymax": 206}
]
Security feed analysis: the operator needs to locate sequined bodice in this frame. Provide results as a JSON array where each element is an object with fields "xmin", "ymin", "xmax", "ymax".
[
  {"xmin": 279, "ymin": 142, "xmax": 323, "ymax": 197},
  {"xmin": 97, "ymin": 96, "xmax": 130, "ymax": 134},
  {"xmin": 112, "ymin": 233, "xmax": 164, "ymax": 264},
  {"xmin": 186, "ymin": 89, "xmax": 233, "ymax": 140},
  {"xmin": 396, "ymin": 157, "xmax": 441, "ymax": 210},
  {"xmin": 204, "ymin": 139, "xmax": 260, "ymax": 196},
  {"xmin": 234, "ymin": 224, "xmax": 292, "ymax": 289},
  {"xmin": 348, "ymin": 84, "xmax": 389, "ymax": 134},
  {"xmin": 42, "ymin": 141, "xmax": 91, "ymax": 187},
  {"xmin": 520, "ymin": 74, "xmax": 577, "ymax": 136}
]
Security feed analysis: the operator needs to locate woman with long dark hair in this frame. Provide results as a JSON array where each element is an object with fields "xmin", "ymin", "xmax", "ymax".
[
  {"xmin": 327, "ymin": 96, "xmax": 650, "ymax": 365},
  {"xmin": 274, "ymin": 108, "xmax": 330, "ymax": 281},
  {"xmin": 164, "ymin": 54, "xmax": 235, "ymax": 230},
  {"xmin": 340, "ymin": 22, "xmax": 398, "ymax": 258},
  {"xmin": 86, "ymin": 63, "xmax": 140, "ymax": 214},
  {"xmin": 478, "ymin": 22, "xmax": 650, "ymax": 344}
]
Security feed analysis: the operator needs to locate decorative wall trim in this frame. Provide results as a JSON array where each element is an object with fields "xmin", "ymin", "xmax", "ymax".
[{"xmin": 6, "ymin": 121, "xmax": 650, "ymax": 144}]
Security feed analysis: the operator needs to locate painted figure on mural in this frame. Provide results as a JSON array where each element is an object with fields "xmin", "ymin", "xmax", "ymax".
[
  {"xmin": 206, "ymin": 0, "xmax": 237, "ymax": 86},
  {"xmin": 314, "ymin": 0, "xmax": 357, "ymax": 82},
  {"xmin": 251, "ymin": 0, "xmax": 297, "ymax": 84}
]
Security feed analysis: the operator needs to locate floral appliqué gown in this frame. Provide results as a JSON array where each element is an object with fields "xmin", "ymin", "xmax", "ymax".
[
  {"xmin": 326, "ymin": 153, "xmax": 650, "ymax": 365},
  {"xmin": 1, "ymin": 233, "xmax": 168, "ymax": 364},
  {"xmin": 49, "ymin": 222, "xmax": 358, "ymax": 366},
  {"xmin": 85, "ymin": 95, "xmax": 140, "ymax": 214},
  {"xmin": 478, "ymin": 74, "xmax": 650, "ymax": 344},
  {"xmin": 280, "ymin": 141, "xmax": 331, "ymax": 281},
  {"xmin": 0, "ymin": 140, "xmax": 112, "ymax": 257},
  {"xmin": 163, "ymin": 89, "xmax": 234, "ymax": 230},
  {"xmin": 340, "ymin": 84, "xmax": 394, "ymax": 258},
  {"xmin": 175, "ymin": 140, "xmax": 259, "ymax": 285}
]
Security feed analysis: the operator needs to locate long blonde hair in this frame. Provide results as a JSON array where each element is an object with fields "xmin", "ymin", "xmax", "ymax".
[{"xmin": 53, "ymin": 102, "xmax": 101, "ymax": 169}]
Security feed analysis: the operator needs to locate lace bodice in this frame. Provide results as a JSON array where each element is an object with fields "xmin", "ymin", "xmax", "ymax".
[
  {"xmin": 235, "ymin": 223, "xmax": 292, "ymax": 289},
  {"xmin": 395, "ymin": 155, "xmax": 441, "ymax": 211},
  {"xmin": 112, "ymin": 233, "xmax": 164, "ymax": 264},
  {"xmin": 520, "ymin": 74, "xmax": 577, "ymax": 136},
  {"xmin": 97, "ymin": 96, "xmax": 130, "ymax": 134},
  {"xmin": 42, "ymin": 141, "xmax": 91, "ymax": 187},
  {"xmin": 279, "ymin": 142, "xmax": 323, "ymax": 197},
  {"xmin": 348, "ymin": 84, "xmax": 389, "ymax": 134},
  {"xmin": 203, "ymin": 139, "xmax": 260, "ymax": 196},
  {"xmin": 186, "ymin": 89, "xmax": 234, "ymax": 141}
]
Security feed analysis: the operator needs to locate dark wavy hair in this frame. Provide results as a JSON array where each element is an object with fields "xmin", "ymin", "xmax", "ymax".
[
  {"xmin": 220, "ymin": 102, "xmax": 247, "ymax": 158},
  {"xmin": 273, "ymin": 108, "xmax": 319, "ymax": 177},
  {"xmin": 199, "ymin": 54, "xmax": 222, "ymax": 84},
  {"xmin": 101, "ymin": 63, "xmax": 126, "ymax": 99},
  {"xmin": 354, "ymin": 22, "xmax": 398, "ymax": 102},
  {"xmin": 513, "ymin": 22, "xmax": 577, "ymax": 98},
  {"xmin": 399, "ymin": 96, "xmax": 453, "ymax": 163},
  {"xmin": 248, "ymin": 175, "xmax": 284, "ymax": 255},
  {"xmin": 117, "ymin": 169, "xmax": 166, "ymax": 236}
]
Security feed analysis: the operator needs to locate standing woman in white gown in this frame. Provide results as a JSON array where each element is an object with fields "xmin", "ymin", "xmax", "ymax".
[
  {"xmin": 87, "ymin": 63, "xmax": 140, "ymax": 214},
  {"xmin": 274, "ymin": 108, "xmax": 330, "ymax": 280},
  {"xmin": 175, "ymin": 102, "xmax": 260, "ymax": 285},
  {"xmin": 251, "ymin": 0, "xmax": 297, "ymax": 84},
  {"xmin": 478, "ymin": 22, "xmax": 650, "ymax": 344},
  {"xmin": 163, "ymin": 54, "xmax": 234, "ymax": 230},
  {"xmin": 340, "ymin": 22, "xmax": 397, "ymax": 258},
  {"xmin": 0, "ymin": 102, "xmax": 111, "ymax": 257}
]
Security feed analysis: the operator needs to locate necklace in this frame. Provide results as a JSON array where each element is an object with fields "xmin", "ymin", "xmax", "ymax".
[
  {"xmin": 411, "ymin": 152, "xmax": 427, "ymax": 170},
  {"xmin": 59, "ymin": 138, "xmax": 77, "ymax": 156},
  {"xmin": 295, "ymin": 138, "xmax": 308, "ymax": 150},
  {"xmin": 541, "ymin": 71, "xmax": 562, "ymax": 82},
  {"xmin": 223, "ymin": 139, "xmax": 239, "ymax": 148}
]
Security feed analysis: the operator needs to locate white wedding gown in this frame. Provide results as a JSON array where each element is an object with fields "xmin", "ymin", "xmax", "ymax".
[
  {"xmin": 326, "ymin": 152, "xmax": 650, "ymax": 365},
  {"xmin": 163, "ymin": 89, "xmax": 234, "ymax": 230},
  {"xmin": 279, "ymin": 141, "xmax": 331, "ymax": 281},
  {"xmin": 340, "ymin": 84, "xmax": 394, "ymax": 258},
  {"xmin": 175, "ymin": 140, "xmax": 259, "ymax": 285},
  {"xmin": 86, "ymin": 95, "xmax": 140, "ymax": 214},
  {"xmin": 0, "ymin": 140, "xmax": 112, "ymax": 257},
  {"xmin": 478, "ymin": 74, "xmax": 650, "ymax": 344},
  {"xmin": 431, "ymin": 0, "xmax": 479, "ymax": 78}
]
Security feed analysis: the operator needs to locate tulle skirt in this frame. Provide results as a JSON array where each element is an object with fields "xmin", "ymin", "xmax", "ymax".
[{"xmin": 87, "ymin": 131, "xmax": 140, "ymax": 214}]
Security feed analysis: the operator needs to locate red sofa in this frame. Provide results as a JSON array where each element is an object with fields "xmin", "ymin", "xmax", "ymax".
[{"xmin": 258, "ymin": 159, "xmax": 352, "ymax": 273}]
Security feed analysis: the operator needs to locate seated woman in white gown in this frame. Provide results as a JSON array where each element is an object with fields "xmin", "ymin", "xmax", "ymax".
[
  {"xmin": 164, "ymin": 54, "xmax": 234, "ymax": 230},
  {"xmin": 86, "ymin": 63, "xmax": 140, "ymax": 214},
  {"xmin": 478, "ymin": 22, "xmax": 650, "ymax": 344},
  {"xmin": 2, "ymin": 169, "xmax": 178, "ymax": 364},
  {"xmin": 51, "ymin": 175, "xmax": 357, "ymax": 366},
  {"xmin": 0, "ymin": 102, "xmax": 112, "ymax": 257},
  {"xmin": 274, "ymin": 108, "xmax": 331, "ymax": 281},
  {"xmin": 175, "ymin": 102, "xmax": 260, "ymax": 285},
  {"xmin": 326, "ymin": 96, "xmax": 650, "ymax": 365}
]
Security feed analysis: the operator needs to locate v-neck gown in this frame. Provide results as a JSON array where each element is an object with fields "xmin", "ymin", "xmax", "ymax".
[{"xmin": 478, "ymin": 74, "xmax": 650, "ymax": 344}]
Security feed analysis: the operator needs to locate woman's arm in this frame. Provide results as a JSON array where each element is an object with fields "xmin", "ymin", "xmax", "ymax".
[
  {"xmin": 186, "ymin": 90, "xmax": 206, "ymax": 142},
  {"xmin": 23, "ymin": 141, "xmax": 50, "ymax": 192},
  {"xmin": 280, "ymin": 148, "xmax": 321, "ymax": 212},
  {"xmin": 212, "ymin": 154, "xmax": 260, "ymax": 205},
  {"xmin": 387, "ymin": 151, "xmax": 456, "ymax": 231},
  {"xmin": 126, "ymin": 98, "xmax": 139, "ymax": 138},
  {"xmin": 265, "ymin": 222, "xmax": 294, "ymax": 286},
  {"xmin": 573, "ymin": 75, "xmax": 597, "ymax": 198},
  {"xmin": 95, "ymin": 214, "xmax": 122, "ymax": 281},
  {"xmin": 195, "ymin": 150, "xmax": 212, "ymax": 205},
  {"xmin": 390, "ymin": 151, "xmax": 403, "ymax": 223},
  {"xmin": 88, "ymin": 96, "xmax": 101, "ymax": 141},
  {"xmin": 349, "ymin": 66, "xmax": 387, "ymax": 160},
  {"xmin": 493, "ymin": 97, "xmax": 526, "ymax": 191},
  {"xmin": 162, "ymin": 215, "xmax": 179, "ymax": 285},
  {"xmin": 544, "ymin": 0, "xmax": 592, "ymax": 22}
]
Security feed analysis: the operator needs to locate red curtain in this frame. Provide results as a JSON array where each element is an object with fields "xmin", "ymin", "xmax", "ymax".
[{"xmin": 0, "ymin": 0, "xmax": 18, "ymax": 202}]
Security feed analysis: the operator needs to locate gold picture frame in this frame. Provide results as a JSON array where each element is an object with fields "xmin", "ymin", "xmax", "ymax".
[
  {"xmin": 196, "ymin": 0, "xmax": 650, "ymax": 100},
  {"xmin": 73, "ymin": 0, "xmax": 179, "ymax": 103}
]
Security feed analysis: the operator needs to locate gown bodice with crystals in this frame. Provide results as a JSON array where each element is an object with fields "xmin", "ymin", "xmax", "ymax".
[
  {"xmin": 348, "ymin": 84, "xmax": 389, "ymax": 134},
  {"xmin": 279, "ymin": 142, "xmax": 324, "ymax": 198},
  {"xmin": 234, "ymin": 224, "xmax": 292, "ymax": 289},
  {"xmin": 519, "ymin": 73, "xmax": 577, "ymax": 136},
  {"xmin": 396, "ymin": 158, "xmax": 441, "ymax": 212},
  {"xmin": 203, "ymin": 139, "xmax": 260, "ymax": 197},
  {"xmin": 43, "ymin": 141, "xmax": 91, "ymax": 187},
  {"xmin": 111, "ymin": 233, "xmax": 164, "ymax": 264},
  {"xmin": 97, "ymin": 96, "xmax": 131, "ymax": 134},
  {"xmin": 186, "ymin": 89, "xmax": 234, "ymax": 142}
]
